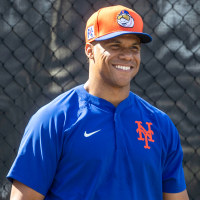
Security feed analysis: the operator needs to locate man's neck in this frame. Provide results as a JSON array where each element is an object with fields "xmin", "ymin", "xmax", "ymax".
[{"xmin": 84, "ymin": 81, "xmax": 130, "ymax": 107}]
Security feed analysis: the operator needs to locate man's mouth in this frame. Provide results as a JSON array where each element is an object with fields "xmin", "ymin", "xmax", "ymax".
[{"xmin": 113, "ymin": 65, "xmax": 133, "ymax": 71}]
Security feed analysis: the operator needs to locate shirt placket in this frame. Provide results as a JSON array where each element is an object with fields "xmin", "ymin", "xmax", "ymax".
[{"xmin": 114, "ymin": 109, "xmax": 124, "ymax": 150}]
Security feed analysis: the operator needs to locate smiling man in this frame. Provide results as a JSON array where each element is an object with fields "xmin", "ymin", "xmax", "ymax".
[
  {"xmin": 8, "ymin": 5, "xmax": 189, "ymax": 200},
  {"xmin": 84, "ymin": 34, "xmax": 141, "ymax": 107}
]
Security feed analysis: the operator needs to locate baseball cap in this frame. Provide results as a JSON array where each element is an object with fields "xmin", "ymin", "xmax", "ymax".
[{"xmin": 85, "ymin": 5, "xmax": 152, "ymax": 43}]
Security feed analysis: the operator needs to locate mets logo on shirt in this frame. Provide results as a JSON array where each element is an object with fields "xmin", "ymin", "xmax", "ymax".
[
  {"xmin": 135, "ymin": 121, "xmax": 155, "ymax": 149},
  {"xmin": 117, "ymin": 10, "xmax": 134, "ymax": 28}
]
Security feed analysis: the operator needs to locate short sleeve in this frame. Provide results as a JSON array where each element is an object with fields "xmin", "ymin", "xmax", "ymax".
[
  {"xmin": 162, "ymin": 117, "xmax": 186, "ymax": 193},
  {"xmin": 7, "ymin": 106, "xmax": 65, "ymax": 196}
]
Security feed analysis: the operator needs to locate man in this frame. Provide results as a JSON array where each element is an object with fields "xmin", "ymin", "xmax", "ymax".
[{"xmin": 7, "ymin": 5, "xmax": 189, "ymax": 200}]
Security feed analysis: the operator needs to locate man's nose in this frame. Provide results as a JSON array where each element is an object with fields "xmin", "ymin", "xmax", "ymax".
[{"xmin": 118, "ymin": 49, "xmax": 133, "ymax": 61}]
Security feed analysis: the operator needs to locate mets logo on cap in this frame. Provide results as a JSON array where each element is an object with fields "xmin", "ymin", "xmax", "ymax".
[{"xmin": 117, "ymin": 10, "xmax": 134, "ymax": 28}]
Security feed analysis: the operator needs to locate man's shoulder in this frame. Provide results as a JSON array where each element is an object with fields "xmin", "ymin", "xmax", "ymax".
[
  {"xmin": 42, "ymin": 85, "xmax": 83, "ymax": 109},
  {"xmin": 131, "ymin": 92, "xmax": 166, "ymax": 117},
  {"xmin": 131, "ymin": 92, "xmax": 177, "ymax": 133},
  {"xmin": 31, "ymin": 85, "xmax": 84, "ymax": 122}
]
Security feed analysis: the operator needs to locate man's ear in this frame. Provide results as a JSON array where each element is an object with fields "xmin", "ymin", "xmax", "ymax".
[{"xmin": 85, "ymin": 43, "xmax": 94, "ymax": 59}]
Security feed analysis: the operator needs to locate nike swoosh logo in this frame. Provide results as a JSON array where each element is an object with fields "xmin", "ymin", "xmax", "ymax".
[{"xmin": 84, "ymin": 130, "xmax": 101, "ymax": 137}]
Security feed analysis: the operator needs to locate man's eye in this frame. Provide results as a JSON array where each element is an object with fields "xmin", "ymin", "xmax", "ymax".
[
  {"xmin": 131, "ymin": 46, "xmax": 140, "ymax": 51},
  {"xmin": 111, "ymin": 45, "xmax": 120, "ymax": 49}
]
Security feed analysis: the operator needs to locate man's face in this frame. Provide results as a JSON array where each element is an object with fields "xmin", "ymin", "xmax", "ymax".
[{"xmin": 89, "ymin": 34, "xmax": 141, "ymax": 89}]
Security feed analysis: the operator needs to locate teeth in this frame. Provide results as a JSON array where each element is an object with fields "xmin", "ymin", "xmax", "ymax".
[{"xmin": 115, "ymin": 65, "xmax": 131, "ymax": 71}]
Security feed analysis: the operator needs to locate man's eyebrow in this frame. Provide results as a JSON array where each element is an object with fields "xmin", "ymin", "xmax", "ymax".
[
  {"xmin": 107, "ymin": 40, "xmax": 121, "ymax": 44},
  {"xmin": 108, "ymin": 40, "xmax": 141, "ymax": 45},
  {"xmin": 131, "ymin": 42, "xmax": 141, "ymax": 45}
]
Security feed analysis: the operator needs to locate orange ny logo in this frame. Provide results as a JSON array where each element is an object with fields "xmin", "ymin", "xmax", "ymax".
[{"xmin": 135, "ymin": 121, "xmax": 154, "ymax": 149}]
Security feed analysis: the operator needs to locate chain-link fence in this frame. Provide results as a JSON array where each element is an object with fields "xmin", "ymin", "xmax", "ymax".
[{"xmin": 0, "ymin": 0, "xmax": 200, "ymax": 199}]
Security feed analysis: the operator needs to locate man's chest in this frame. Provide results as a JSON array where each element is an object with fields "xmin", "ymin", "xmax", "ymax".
[{"xmin": 62, "ymin": 108, "xmax": 162, "ymax": 167}]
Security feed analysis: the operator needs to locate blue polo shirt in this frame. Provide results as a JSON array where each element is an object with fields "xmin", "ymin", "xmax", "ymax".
[{"xmin": 7, "ymin": 85, "xmax": 186, "ymax": 199}]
